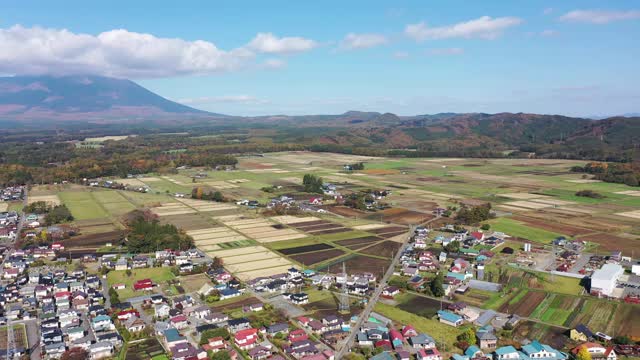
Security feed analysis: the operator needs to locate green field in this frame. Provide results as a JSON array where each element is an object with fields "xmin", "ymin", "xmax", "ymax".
[
  {"xmin": 58, "ymin": 191, "xmax": 110, "ymax": 220},
  {"xmin": 485, "ymin": 217, "xmax": 567, "ymax": 243},
  {"xmin": 107, "ymin": 267, "xmax": 175, "ymax": 300}
]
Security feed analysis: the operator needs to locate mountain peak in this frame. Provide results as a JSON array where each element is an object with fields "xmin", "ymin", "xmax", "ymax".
[{"xmin": 0, "ymin": 75, "xmax": 214, "ymax": 121}]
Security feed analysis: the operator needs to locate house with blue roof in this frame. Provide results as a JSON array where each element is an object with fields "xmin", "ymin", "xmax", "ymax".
[
  {"xmin": 219, "ymin": 288, "xmax": 240, "ymax": 300},
  {"xmin": 520, "ymin": 341, "xmax": 567, "ymax": 360},
  {"xmin": 91, "ymin": 314, "xmax": 113, "ymax": 332},
  {"xmin": 447, "ymin": 272, "xmax": 466, "ymax": 282},
  {"xmin": 437, "ymin": 310, "xmax": 463, "ymax": 327},
  {"xmin": 163, "ymin": 328, "xmax": 188, "ymax": 347},
  {"xmin": 494, "ymin": 346, "xmax": 520, "ymax": 360},
  {"xmin": 370, "ymin": 351, "xmax": 395, "ymax": 360},
  {"xmin": 466, "ymin": 345, "xmax": 484, "ymax": 358}
]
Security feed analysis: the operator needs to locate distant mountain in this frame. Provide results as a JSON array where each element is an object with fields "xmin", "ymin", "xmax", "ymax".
[{"xmin": 0, "ymin": 75, "xmax": 218, "ymax": 121}]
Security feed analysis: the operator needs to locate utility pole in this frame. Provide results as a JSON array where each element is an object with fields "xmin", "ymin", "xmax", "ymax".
[{"xmin": 339, "ymin": 262, "xmax": 349, "ymax": 312}]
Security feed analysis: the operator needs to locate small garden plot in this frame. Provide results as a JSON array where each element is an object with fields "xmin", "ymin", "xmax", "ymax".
[
  {"xmin": 0, "ymin": 324, "xmax": 28, "ymax": 354},
  {"xmin": 270, "ymin": 215, "xmax": 322, "ymax": 224},
  {"xmin": 513, "ymin": 321, "xmax": 569, "ymax": 351},
  {"xmin": 150, "ymin": 203, "xmax": 195, "ymax": 216},
  {"xmin": 396, "ymin": 293, "xmax": 442, "ymax": 318},
  {"xmin": 198, "ymin": 180, "xmax": 238, "ymax": 189},
  {"xmin": 614, "ymin": 190, "xmax": 640, "ymax": 196},
  {"xmin": 538, "ymin": 295, "xmax": 580, "ymax": 325},
  {"xmin": 211, "ymin": 295, "xmax": 262, "ymax": 312},
  {"xmin": 616, "ymin": 210, "xmax": 640, "ymax": 219},
  {"xmin": 511, "ymin": 215, "xmax": 593, "ymax": 236},
  {"xmin": 327, "ymin": 205, "xmax": 367, "ymax": 218},
  {"xmin": 117, "ymin": 178, "xmax": 147, "ymax": 187},
  {"xmin": 500, "ymin": 291, "xmax": 546, "ymax": 317},
  {"xmin": 0, "ymin": 203, "xmax": 7, "ymax": 212},
  {"xmin": 125, "ymin": 338, "xmax": 165, "ymax": 360},
  {"xmin": 504, "ymin": 201, "xmax": 553, "ymax": 210},
  {"xmin": 290, "ymin": 249, "xmax": 346, "ymax": 265},
  {"xmin": 319, "ymin": 255, "xmax": 391, "ymax": 278},
  {"xmin": 218, "ymin": 239, "xmax": 255, "ymax": 249},
  {"xmin": 27, "ymin": 194, "xmax": 61, "ymax": 205},
  {"xmin": 223, "ymin": 251, "xmax": 281, "ymax": 265},
  {"xmin": 379, "ymin": 230, "xmax": 408, "ymax": 239},
  {"xmin": 293, "ymin": 222, "xmax": 340, "ymax": 231},
  {"xmin": 577, "ymin": 233, "xmax": 639, "ymax": 253},
  {"xmin": 208, "ymin": 246, "xmax": 265, "ymax": 257},
  {"xmin": 65, "ymin": 230, "xmax": 124, "ymax": 250},
  {"xmin": 226, "ymin": 257, "xmax": 293, "ymax": 273},
  {"xmin": 500, "ymin": 193, "xmax": 548, "ymax": 200},
  {"xmin": 352, "ymin": 223, "xmax": 387, "ymax": 230},
  {"xmin": 378, "ymin": 208, "xmax": 434, "ymax": 225},
  {"xmin": 308, "ymin": 227, "xmax": 351, "ymax": 235},
  {"xmin": 138, "ymin": 176, "xmax": 162, "ymax": 182},
  {"xmin": 159, "ymin": 213, "xmax": 213, "ymax": 231},
  {"xmin": 613, "ymin": 303, "xmax": 640, "ymax": 338},
  {"xmin": 335, "ymin": 236, "xmax": 383, "ymax": 247},
  {"xmin": 370, "ymin": 226, "xmax": 407, "ymax": 235},
  {"xmin": 235, "ymin": 265, "xmax": 293, "ymax": 281},
  {"xmin": 358, "ymin": 241, "xmax": 402, "ymax": 258},
  {"xmin": 198, "ymin": 244, "xmax": 221, "ymax": 251},
  {"xmin": 529, "ymin": 198, "xmax": 576, "ymax": 206},
  {"xmin": 176, "ymin": 198, "xmax": 237, "ymax": 211},
  {"xmin": 278, "ymin": 243, "xmax": 334, "ymax": 255},
  {"xmin": 160, "ymin": 175, "xmax": 187, "ymax": 186},
  {"xmin": 180, "ymin": 273, "xmax": 213, "ymax": 293},
  {"xmin": 567, "ymin": 299, "xmax": 617, "ymax": 332}
]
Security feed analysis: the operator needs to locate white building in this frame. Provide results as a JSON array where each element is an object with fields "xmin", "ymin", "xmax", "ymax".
[{"xmin": 590, "ymin": 263, "xmax": 623, "ymax": 297}]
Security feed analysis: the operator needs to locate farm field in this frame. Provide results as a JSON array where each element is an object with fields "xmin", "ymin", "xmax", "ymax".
[{"xmin": 58, "ymin": 190, "xmax": 110, "ymax": 220}]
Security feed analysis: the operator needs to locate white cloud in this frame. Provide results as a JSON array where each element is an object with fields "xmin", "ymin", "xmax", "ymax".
[
  {"xmin": 559, "ymin": 9, "xmax": 640, "ymax": 24},
  {"xmin": 405, "ymin": 16, "xmax": 523, "ymax": 41},
  {"xmin": 540, "ymin": 29, "xmax": 558, "ymax": 37},
  {"xmin": 247, "ymin": 32, "xmax": 318, "ymax": 54},
  {"xmin": 427, "ymin": 47, "xmax": 464, "ymax": 55},
  {"xmin": 0, "ymin": 25, "xmax": 315, "ymax": 78},
  {"xmin": 262, "ymin": 58, "xmax": 287, "ymax": 69},
  {"xmin": 179, "ymin": 95, "xmax": 269, "ymax": 105},
  {"xmin": 393, "ymin": 51, "xmax": 410, "ymax": 59},
  {"xmin": 340, "ymin": 33, "xmax": 388, "ymax": 50}
]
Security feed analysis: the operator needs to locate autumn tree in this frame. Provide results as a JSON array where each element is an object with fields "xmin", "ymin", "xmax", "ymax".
[
  {"xmin": 61, "ymin": 348, "xmax": 88, "ymax": 360},
  {"xmin": 576, "ymin": 347, "xmax": 592, "ymax": 360}
]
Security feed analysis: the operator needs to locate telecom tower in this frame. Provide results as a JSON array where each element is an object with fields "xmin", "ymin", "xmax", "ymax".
[{"xmin": 338, "ymin": 262, "xmax": 349, "ymax": 312}]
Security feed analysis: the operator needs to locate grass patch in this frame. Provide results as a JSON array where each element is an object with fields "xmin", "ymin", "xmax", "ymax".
[
  {"xmin": 107, "ymin": 267, "xmax": 175, "ymax": 300},
  {"xmin": 58, "ymin": 190, "xmax": 110, "ymax": 220},
  {"xmin": 486, "ymin": 217, "xmax": 566, "ymax": 243}
]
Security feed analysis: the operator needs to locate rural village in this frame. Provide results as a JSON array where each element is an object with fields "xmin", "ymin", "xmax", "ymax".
[{"xmin": 1, "ymin": 152, "xmax": 639, "ymax": 360}]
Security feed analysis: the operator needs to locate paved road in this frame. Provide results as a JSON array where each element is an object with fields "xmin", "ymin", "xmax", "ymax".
[
  {"xmin": 335, "ymin": 216, "xmax": 442, "ymax": 358},
  {"xmin": 334, "ymin": 225, "xmax": 414, "ymax": 358}
]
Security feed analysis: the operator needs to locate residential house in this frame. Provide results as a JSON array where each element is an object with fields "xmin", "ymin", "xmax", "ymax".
[
  {"xmin": 477, "ymin": 326, "xmax": 498, "ymax": 350},
  {"xmin": 409, "ymin": 333, "xmax": 437, "ymax": 349},
  {"xmin": 494, "ymin": 346, "xmax": 521, "ymax": 360},
  {"xmin": 437, "ymin": 310, "xmax": 464, "ymax": 327},
  {"xmin": 418, "ymin": 348, "xmax": 442, "ymax": 360},
  {"xmin": 571, "ymin": 343, "xmax": 617, "ymax": 360},
  {"xmin": 570, "ymin": 325, "xmax": 594, "ymax": 342},
  {"xmin": 235, "ymin": 328, "xmax": 259, "ymax": 350},
  {"xmin": 89, "ymin": 341, "xmax": 114, "ymax": 360},
  {"xmin": 124, "ymin": 317, "xmax": 146, "ymax": 333}
]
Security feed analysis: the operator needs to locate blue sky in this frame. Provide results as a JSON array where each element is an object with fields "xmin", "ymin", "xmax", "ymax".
[{"xmin": 2, "ymin": 0, "xmax": 640, "ymax": 117}]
